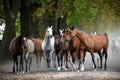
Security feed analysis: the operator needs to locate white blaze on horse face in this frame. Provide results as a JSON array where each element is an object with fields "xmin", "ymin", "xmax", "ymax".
[
  {"xmin": 59, "ymin": 29, "xmax": 63, "ymax": 37},
  {"xmin": 23, "ymin": 37, "xmax": 27, "ymax": 41}
]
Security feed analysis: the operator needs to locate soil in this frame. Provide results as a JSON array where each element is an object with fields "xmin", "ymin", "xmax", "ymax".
[{"xmin": 0, "ymin": 50, "xmax": 120, "ymax": 80}]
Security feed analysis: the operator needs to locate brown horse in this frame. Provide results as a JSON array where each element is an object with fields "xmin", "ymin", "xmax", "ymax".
[
  {"xmin": 69, "ymin": 27, "xmax": 109, "ymax": 71},
  {"xmin": 62, "ymin": 30, "xmax": 83, "ymax": 71},
  {"xmin": 9, "ymin": 35, "xmax": 28, "ymax": 74},
  {"xmin": 30, "ymin": 37, "xmax": 44, "ymax": 68}
]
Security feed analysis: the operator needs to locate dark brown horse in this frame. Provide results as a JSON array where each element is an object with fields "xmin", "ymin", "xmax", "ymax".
[
  {"xmin": 30, "ymin": 37, "xmax": 44, "ymax": 68},
  {"xmin": 9, "ymin": 35, "xmax": 28, "ymax": 74},
  {"xmin": 54, "ymin": 30, "xmax": 69, "ymax": 70},
  {"xmin": 69, "ymin": 27, "xmax": 109, "ymax": 71}
]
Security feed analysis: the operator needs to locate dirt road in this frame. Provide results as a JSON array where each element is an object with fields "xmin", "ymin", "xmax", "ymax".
[
  {"xmin": 0, "ymin": 70, "xmax": 120, "ymax": 80},
  {"xmin": 0, "ymin": 50, "xmax": 120, "ymax": 80}
]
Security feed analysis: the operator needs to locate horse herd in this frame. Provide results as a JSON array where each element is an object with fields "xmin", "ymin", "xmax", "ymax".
[{"xmin": 9, "ymin": 26, "xmax": 109, "ymax": 74}]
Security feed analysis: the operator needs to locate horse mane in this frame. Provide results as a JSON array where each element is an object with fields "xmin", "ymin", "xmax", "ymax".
[
  {"xmin": 70, "ymin": 26, "xmax": 84, "ymax": 32},
  {"xmin": 16, "ymin": 35, "xmax": 23, "ymax": 46}
]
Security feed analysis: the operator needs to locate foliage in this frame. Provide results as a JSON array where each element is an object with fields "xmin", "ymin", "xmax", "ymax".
[
  {"xmin": 66, "ymin": 0, "xmax": 97, "ymax": 27},
  {"xmin": 39, "ymin": 27, "xmax": 45, "ymax": 39},
  {"xmin": 32, "ymin": 0, "xmax": 56, "ymax": 21},
  {"xmin": 58, "ymin": 0, "xmax": 73, "ymax": 18},
  {"xmin": 15, "ymin": 13, "xmax": 20, "ymax": 36},
  {"xmin": 0, "ymin": 1, "xmax": 4, "ymax": 19}
]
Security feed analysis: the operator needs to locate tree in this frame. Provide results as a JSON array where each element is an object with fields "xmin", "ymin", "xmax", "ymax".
[{"xmin": 0, "ymin": 0, "xmax": 20, "ymax": 60}]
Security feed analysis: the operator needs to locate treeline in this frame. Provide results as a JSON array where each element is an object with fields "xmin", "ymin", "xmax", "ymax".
[{"xmin": 0, "ymin": 0, "xmax": 119, "ymax": 60}]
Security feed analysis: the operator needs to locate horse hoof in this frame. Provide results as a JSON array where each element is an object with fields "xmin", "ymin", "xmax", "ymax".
[
  {"xmin": 19, "ymin": 71, "xmax": 25, "ymax": 74},
  {"xmin": 80, "ymin": 69, "xmax": 84, "ymax": 72},
  {"xmin": 22, "ymin": 71, "xmax": 25, "ymax": 74},
  {"xmin": 57, "ymin": 67, "xmax": 61, "ymax": 71},
  {"xmin": 80, "ymin": 68, "xmax": 84, "ymax": 71},
  {"xmin": 64, "ymin": 68, "xmax": 68, "ymax": 71}
]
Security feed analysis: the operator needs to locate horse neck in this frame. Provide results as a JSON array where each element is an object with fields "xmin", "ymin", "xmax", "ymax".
[{"xmin": 76, "ymin": 29, "xmax": 90, "ymax": 42}]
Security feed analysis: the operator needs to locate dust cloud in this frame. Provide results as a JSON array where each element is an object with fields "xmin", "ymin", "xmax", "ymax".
[{"xmin": 0, "ymin": 27, "xmax": 120, "ymax": 73}]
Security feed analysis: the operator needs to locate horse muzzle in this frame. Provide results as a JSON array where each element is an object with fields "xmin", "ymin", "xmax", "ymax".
[{"xmin": 49, "ymin": 35, "xmax": 52, "ymax": 38}]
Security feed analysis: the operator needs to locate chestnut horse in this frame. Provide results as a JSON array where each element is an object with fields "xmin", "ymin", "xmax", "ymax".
[
  {"xmin": 69, "ymin": 27, "xmax": 109, "ymax": 71},
  {"xmin": 30, "ymin": 37, "xmax": 44, "ymax": 68},
  {"xmin": 62, "ymin": 30, "xmax": 83, "ymax": 71}
]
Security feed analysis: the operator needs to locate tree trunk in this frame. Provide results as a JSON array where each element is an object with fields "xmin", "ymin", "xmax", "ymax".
[
  {"xmin": 0, "ymin": 0, "xmax": 20, "ymax": 60},
  {"xmin": 20, "ymin": 2, "xmax": 40, "ymax": 37}
]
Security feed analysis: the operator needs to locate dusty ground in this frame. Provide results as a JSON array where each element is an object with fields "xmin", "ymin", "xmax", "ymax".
[
  {"xmin": 0, "ymin": 50, "xmax": 120, "ymax": 80},
  {"xmin": 0, "ymin": 70, "xmax": 120, "ymax": 80}
]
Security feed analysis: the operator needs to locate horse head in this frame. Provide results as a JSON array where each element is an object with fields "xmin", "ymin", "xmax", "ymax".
[
  {"xmin": 22, "ymin": 37, "xmax": 29, "ymax": 54},
  {"xmin": 46, "ymin": 26, "xmax": 53, "ymax": 38}
]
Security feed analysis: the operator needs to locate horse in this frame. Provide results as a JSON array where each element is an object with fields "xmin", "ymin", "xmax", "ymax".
[
  {"xmin": 22, "ymin": 37, "xmax": 34, "ymax": 72},
  {"xmin": 9, "ymin": 35, "xmax": 26, "ymax": 74},
  {"xmin": 61, "ymin": 30, "xmax": 84, "ymax": 71},
  {"xmin": 54, "ymin": 31, "xmax": 62, "ymax": 70},
  {"xmin": 30, "ymin": 37, "xmax": 44, "ymax": 68},
  {"xmin": 69, "ymin": 27, "xmax": 109, "ymax": 71},
  {"xmin": 42, "ymin": 26, "xmax": 55, "ymax": 68},
  {"xmin": 54, "ymin": 29, "xmax": 70, "ymax": 71}
]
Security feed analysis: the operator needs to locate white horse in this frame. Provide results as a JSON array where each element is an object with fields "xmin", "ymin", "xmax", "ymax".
[{"xmin": 42, "ymin": 26, "xmax": 55, "ymax": 68}]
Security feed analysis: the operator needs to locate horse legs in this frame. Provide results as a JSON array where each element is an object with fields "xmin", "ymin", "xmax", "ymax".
[
  {"xmin": 104, "ymin": 49, "xmax": 108, "ymax": 71},
  {"xmin": 36, "ymin": 53, "xmax": 42, "ymax": 69},
  {"xmin": 98, "ymin": 51, "xmax": 103, "ymax": 69},
  {"xmin": 25, "ymin": 59, "xmax": 28, "ymax": 72},
  {"xmin": 70, "ymin": 52, "xmax": 76, "ymax": 71},
  {"xmin": 65, "ymin": 52, "xmax": 69, "ymax": 70},
  {"xmin": 36, "ymin": 54, "xmax": 39, "ymax": 68},
  {"xmin": 69, "ymin": 50, "xmax": 77, "ymax": 71},
  {"xmin": 90, "ymin": 51, "xmax": 96, "ymax": 71},
  {"xmin": 13, "ymin": 55, "xmax": 18, "ymax": 73},
  {"xmin": 80, "ymin": 50, "xmax": 86, "ymax": 71},
  {"xmin": 13, "ymin": 57, "xmax": 15, "ymax": 73},
  {"xmin": 20, "ymin": 54, "xmax": 24, "ymax": 73},
  {"xmin": 25, "ymin": 52, "xmax": 29, "ymax": 72},
  {"xmin": 46, "ymin": 51, "xmax": 51, "ymax": 68},
  {"xmin": 56, "ymin": 53, "xmax": 61, "ymax": 70},
  {"xmin": 52, "ymin": 51, "xmax": 56, "ymax": 68},
  {"xmin": 28, "ymin": 53, "xmax": 32, "ymax": 71},
  {"xmin": 60, "ymin": 54, "xmax": 64, "ymax": 70}
]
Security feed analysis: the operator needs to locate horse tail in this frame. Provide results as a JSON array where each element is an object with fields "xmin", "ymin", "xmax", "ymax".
[
  {"xmin": 104, "ymin": 33, "xmax": 108, "ymax": 37},
  {"xmin": 102, "ymin": 33, "xmax": 109, "ymax": 56},
  {"xmin": 104, "ymin": 33, "xmax": 109, "ymax": 43}
]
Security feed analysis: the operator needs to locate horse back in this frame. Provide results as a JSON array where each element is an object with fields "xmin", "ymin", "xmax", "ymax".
[
  {"xmin": 30, "ymin": 37, "xmax": 43, "ymax": 53},
  {"xmin": 91, "ymin": 33, "xmax": 109, "ymax": 51},
  {"xmin": 9, "ymin": 37, "xmax": 23, "ymax": 55}
]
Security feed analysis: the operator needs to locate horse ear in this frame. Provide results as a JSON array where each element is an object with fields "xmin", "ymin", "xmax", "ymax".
[
  {"xmin": 70, "ymin": 26, "xmax": 75, "ymax": 30},
  {"xmin": 53, "ymin": 30, "xmax": 56, "ymax": 36},
  {"xmin": 51, "ymin": 26, "xmax": 53, "ymax": 28}
]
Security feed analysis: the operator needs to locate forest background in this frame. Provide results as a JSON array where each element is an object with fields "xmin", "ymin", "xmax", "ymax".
[{"xmin": 0, "ymin": 0, "xmax": 120, "ymax": 61}]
